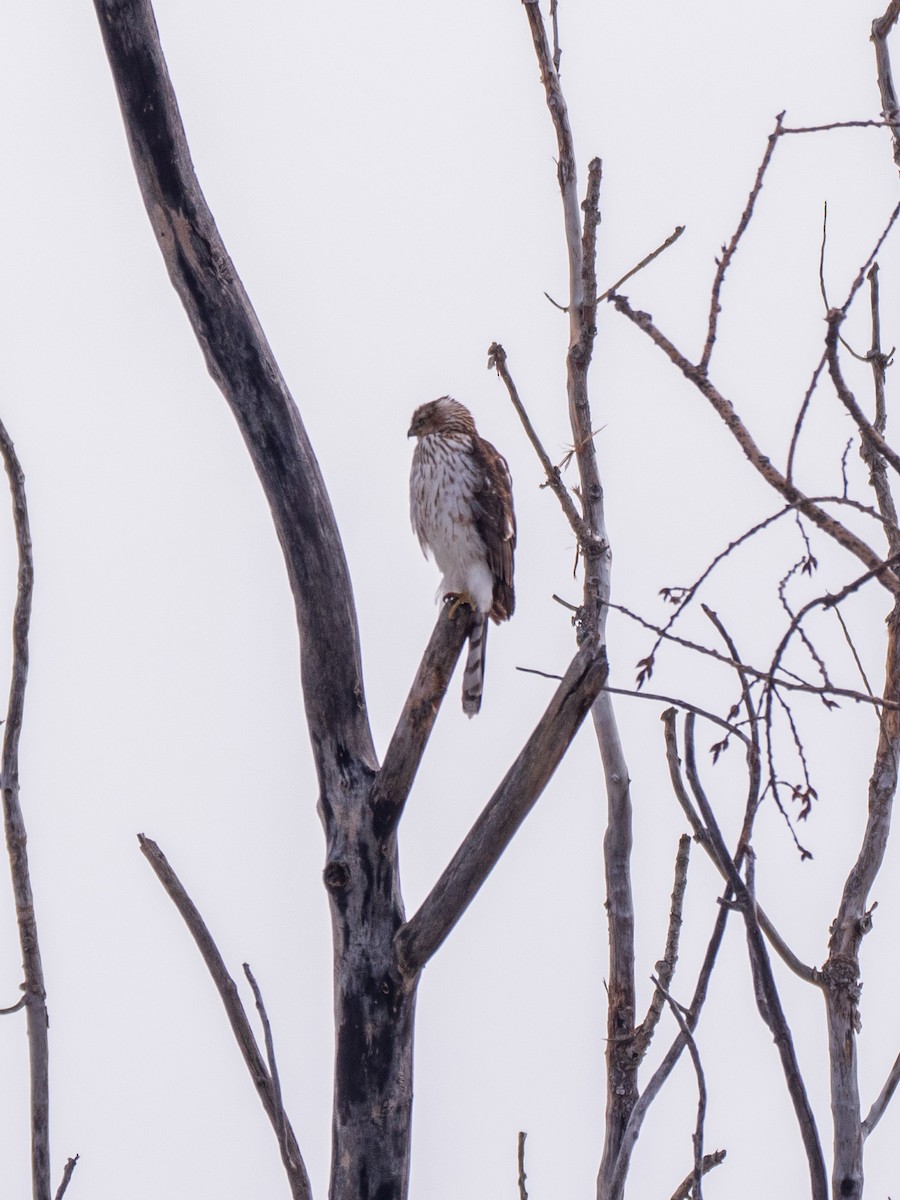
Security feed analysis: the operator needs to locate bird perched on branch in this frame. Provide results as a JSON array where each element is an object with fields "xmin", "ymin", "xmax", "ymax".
[{"xmin": 408, "ymin": 396, "xmax": 516, "ymax": 716}]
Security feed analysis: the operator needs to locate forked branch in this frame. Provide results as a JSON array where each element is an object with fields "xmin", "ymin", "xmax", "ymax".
[
  {"xmin": 396, "ymin": 640, "xmax": 607, "ymax": 973},
  {"xmin": 139, "ymin": 836, "xmax": 311, "ymax": 1200}
]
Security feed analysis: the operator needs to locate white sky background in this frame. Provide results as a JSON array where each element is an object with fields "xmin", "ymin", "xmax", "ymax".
[{"xmin": 0, "ymin": 1, "xmax": 899, "ymax": 1197}]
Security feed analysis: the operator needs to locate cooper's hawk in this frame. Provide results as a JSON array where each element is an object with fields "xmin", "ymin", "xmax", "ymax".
[{"xmin": 408, "ymin": 396, "xmax": 516, "ymax": 716}]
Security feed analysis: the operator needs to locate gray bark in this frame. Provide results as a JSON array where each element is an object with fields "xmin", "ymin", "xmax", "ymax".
[{"xmin": 93, "ymin": 6, "xmax": 606, "ymax": 1198}]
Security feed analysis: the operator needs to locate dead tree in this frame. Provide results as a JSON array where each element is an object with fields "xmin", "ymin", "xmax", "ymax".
[{"xmin": 89, "ymin": 3, "xmax": 607, "ymax": 1199}]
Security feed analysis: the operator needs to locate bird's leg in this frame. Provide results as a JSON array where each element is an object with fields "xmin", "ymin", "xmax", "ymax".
[{"xmin": 444, "ymin": 591, "xmax": 476, "ymax": 620}]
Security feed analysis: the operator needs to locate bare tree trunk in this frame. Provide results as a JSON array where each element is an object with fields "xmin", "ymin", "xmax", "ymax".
[{"xmin": 93, "ymin": 6, "xmax": 608, "ymax": 1197}]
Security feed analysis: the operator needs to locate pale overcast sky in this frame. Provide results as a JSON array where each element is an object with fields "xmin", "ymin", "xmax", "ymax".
[{"xmin": 1, "ymin": 2, "xmax": 899, "ymax": 1197}]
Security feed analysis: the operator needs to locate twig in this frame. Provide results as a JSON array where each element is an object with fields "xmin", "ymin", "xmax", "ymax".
[
  {"xmin": 652, "ymin": 976, "xmax": 708, "ymax": 1199},
  {"xmin": 681, "ymin": 716, "xmax": 828, "ymax": 1198},
  {"xmin": 548, "ymin": 0, "xmax": 561, "ymax": 71},
  {"xmin": 597, "ymin": 226, "xmax": 685, "ymax": 304},
  {"xmin": 781, "ymin": 119, "xmax": 892, "ymax": 134},
  {"xmin": 862, "ymin": 1047, "xmax": 900, "ymax": 1137},
  {"xmin": 0, "ymin": 415, "xmax": 49, "ymax": 1200},
  {"xmin": 786, "ymin": 352, "xmax": 829, "ymax": 483},
  {"xmin": 138, "ymin": 835, "xmax": 311, "ymax": 1200},
  {"xmin": 614, "ymin": 599, "xmax": 900, "ymax": 712},
  {"xmin": 517, "ymin": 1131, "xmax": 529, "ymax": 1200},
  {"xmin": 0, "ymin": 993, "xmax": 27, "ymax": 1015},
  {"xmin": 606, "ymin": 896, "xmax": 732, "ymax": 1200},
  {"xmin": 633, "ymin": 836, "xmax": 691, "ymax": 1059},
  {"xmin": 700, "ymin": 113, "xmax": 784, "ymax": 374},
  {"xmin": 700, "ymin": 606, "xmax": 762, "ymax": 828},
  {"xmin": 610, "ymin": 291, "xmax": 897, "ymax": 589},
  {"xmin": 667, "ymin": 1150, "xmax": 727, "ymax": 1200},
  {"xmin": 52, "ymin": 1155, "xmax": 80, "ymax": 1200},
  {"xmin": 873, "ymin": 0, "xmax": 900, "ymax": 170},
  {"xmin": 602, "ymin": 684, "xmax": 753, "ymax": 747},
  {"xmin": 862, "ymin": 264, "xmax": 900, "ymax": 554},
  {"xmin": 487, "ymin": 342, "xmax": 602, "ymax": 555},
  {"xmin": 243, "ymin": 964, "xmax": 296, "ymax": 1181},
  {"xmin": 661, "ymin": 710, "xmax": 818, "ymax": 984}
]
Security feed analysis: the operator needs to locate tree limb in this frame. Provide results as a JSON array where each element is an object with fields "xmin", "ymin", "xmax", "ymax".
[
  {"xmin": 92, "ymin": 0, "xmax": 377, "ymax": 788},
  {"xmin": 139, "ymin": 835, "xmax": 312, "ymax": 1200},
  {"xmin": 872, "ymin": 0, "xmax": 900, "ymax": 171},
  {"xmin": 667, "ymin": 1150, "xmax": 726, "ymax": 1200},
  {"xmin": 371, "ymin": 603, "xmax": 471, "ymax": 837},
  {"xmin": 862, "ymin": 1047, "xmax": 900, "ymax": 1138},
  {"xmin": 700, "ymin": 113, "xmax": 784, "ymax": 373},
  {"xmin": 681, "ymin": 717, "xmax": 828, "ymax": 1199},
  {"xmin": 610, "ymin": 292, "xmax": 898, "ymax": 591},
  {"xmin": 632, "ymin": 835, "xmax": 690, "ymax": 1059},
  {"xmin": 395, "ymin": 640, "xmax": 607, "ymax": 973},
  {"xmin": 661, "ymin": 710, "xmax": 818, "ymax": 984},
  {"xmin": 652, "ymin": 977, "xmax": 708, "ymax": 1200},
  {"xmin": 52, "ymin": 1156, "xmax": 79, "ymax": 1200},
  {"xmin": 0, "ymin": 415, "xmax": 50, "ymax": 1200}
]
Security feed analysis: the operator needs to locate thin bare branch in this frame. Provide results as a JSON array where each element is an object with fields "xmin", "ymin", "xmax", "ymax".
[
  {"xmin": 601, "ymin": 684, "xmax": 753, "ymax": 747},
  {"xmin": 873, "ymin": 0, "xmax": 900, "ymax": 170},
  {"xmin": 667, "ymin": 1150, "xmax": 727, "ymax": 1200},
  {"xmin": 700, "ymin": 113, "xmax": 784, "ymax": 373},
  {"xmin": 517, "ymin": 1131, "xmax": 529, "ymax": 1200},
  {"xmin": 780, "ymin": 119, "xmax": 892, "ymax": 134},
  {"xmin": 614, "ymin": 599, "xmax": 900, "ymax": 713},
  {"xmin": 861, "ymin": 264, "xmax": 900, "ymax": 555},
  {"xmin": 606, "ymin": 887, "xmax": 732, "ymax": 1200},
  {"xmin": 0, "ymin": 415, "xmax": 49, "ymax": 1200},
  {"xmin": 661, "ymin": 710, "xmax": 818, "ymax": 984},
  {"xmin": 681, "ymin": 717, "xmax": 827, "ymax": 1198},
  {"xmin": 0, "ymin": 993, "xmax": 27, "ymax": 1015},
  {"xmin": 138, "ymin": 836, "xmax": 311, "ymax": 1200},
  {"xmin": 652, "ymin": 976, "xmax": 708, "ymax": 1200},
  {"xmin": 396, "ymin": 639, "xmax": 607, "ymax": 972},
  {"xmin": 610, "ymin": 292, "xmax": 897, "ymax": 590},
  {"xmin": 487, "ymin": 341, "xmax": 602, "ymax": 554},
  {"xmin": 597, "ymin": 226, "xmax": 685, "ymax": 304},
  {"xmin": 243, "ymin": 964, "xmax": 298, "ymax": 1186},
  {"xmin": 633, "ymin": 836, "xmax": 691, "ymax": 1058},
  {"xmin": 52, "ymin": 1156, "xmax": 79, "ymax": 1200},
  {"xmin": 786, "ymin": 352, "xmax": 829, "ymax": 483},
  {"xmin": 862, "ymin": 1047, "xmax": 900, "ymax": 1137},
  {"xmin": 518, "ymin": 10, "xmax": 636, "ymax": 1192},
  {"xmin": 827, "ymin": 315, "xmax": 900, "ymax": 485}
]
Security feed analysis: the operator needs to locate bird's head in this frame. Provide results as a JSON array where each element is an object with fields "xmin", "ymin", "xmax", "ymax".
[{"xmin": 408, "ymin": 396, "xmax": 477, "ymax": 438}]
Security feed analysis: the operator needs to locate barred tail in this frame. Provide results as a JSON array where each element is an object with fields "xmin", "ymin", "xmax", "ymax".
[{"xmin": 462, "ymin": 613, "xmax": 488, "ymax": 717}]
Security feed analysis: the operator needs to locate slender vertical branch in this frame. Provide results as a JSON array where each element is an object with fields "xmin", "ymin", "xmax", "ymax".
[
  {"xmin": 652, "ymin": 978, "xmax": 708, "ymax": 1200},
  {"xmin": 517, "ymin": 1131, "xmax": 529, "ymax": 1200},
  {"xmin": 873, "ymin": 0, "xmax": 900, "ymax": 170},
  {"xmin": 518, "ymin": 12, "xmax": 635, "ymax": 1195},
  {"xmin": 682, "ymin": 717, "xmax": 828, "ymax": 1199},
  {"xmin": 822, "ymin": 591, "xmax": 900, "ymax": 1199},
  {"xmin": 0, "ymin": 417, "xmax": 49, "ymax": 1200},
  {"xmin": 700, "ymin": 113, "xmax": 784, "ymax": 374},
  {"xmin": 861, "ymin": 265, "xmax": 900, "ymax": 554}
]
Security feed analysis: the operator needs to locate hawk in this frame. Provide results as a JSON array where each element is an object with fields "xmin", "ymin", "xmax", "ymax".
[{"xmin": 408, "ymin": 396, "xmax": 516, "ymax": 716}]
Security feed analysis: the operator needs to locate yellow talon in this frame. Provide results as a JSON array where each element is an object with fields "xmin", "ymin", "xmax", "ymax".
[{"xmin": 445, "ymin": 592, "xmax": 475, "ymax": 620}]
